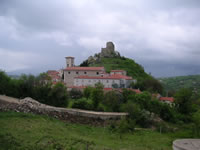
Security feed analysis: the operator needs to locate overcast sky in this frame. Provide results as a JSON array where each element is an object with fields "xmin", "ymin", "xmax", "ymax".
[{"xmin": 0, "ymin": 0, "xmax": 200, "ymax": 77}]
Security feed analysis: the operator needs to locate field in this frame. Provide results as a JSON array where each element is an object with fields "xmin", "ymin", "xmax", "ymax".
[{"xmin": 0, "ymin": 111, "xmax": 192, "ymax": 150}]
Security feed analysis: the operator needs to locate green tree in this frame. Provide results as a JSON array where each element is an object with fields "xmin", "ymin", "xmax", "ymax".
[
  {"xmin": 103, "ymin": 91, "xmax": 123, "ymax": 112},
  {"xmin": 174, "ymin": 88, "xmax": 193, "ymax": 114},
  {"xmin": 48, "ymin": 83, "xmax": 68, "ymax": 107},
  {"xmin": 192, "ymin": 110, "xmax": 200, "ymax": 137},
  {"xmin": 122, "ymin": 88, "xmax": 136, "ymax": 103},
  {"xmin": 91, "ymin": 83, "xmax": 104, "ymax": 109},
  {"xmin": 83, "ymin": 86, "xmax": 94, "ymax": 99},
  {"xmin": 69, "ymin": 88, "xmax": 83, "ymax": 99}
]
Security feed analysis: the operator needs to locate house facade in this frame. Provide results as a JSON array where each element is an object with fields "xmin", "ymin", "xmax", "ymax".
[{"xmin": 74, "ymin": 74, "xmax": 133, "ymax": 88}]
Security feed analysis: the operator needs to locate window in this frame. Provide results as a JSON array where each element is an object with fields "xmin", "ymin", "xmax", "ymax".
[
  {"xmin": 84, "ymin": 72, "xmax": 87, "ymax": 74},
  {"xmin": 68, "ymin": 72, "xmax": 70, "ymax": 74},
  {"xmin": 107, "ymin": 80, "xmax": 109, "ymax": 83},
  {"xmin": 76, "ymin": 72, "xmax": 79, "ymax": 74},
  {"xmin": 67, "ymin": 64, "xmax": 69, "ymax": 67},
  {"xmin": 89, "ymin": 80, "xmax": 91, "ymax": 82},
  {"xmin": 96, "ymin": 72, "xmax": 99, "ymax": 75}
]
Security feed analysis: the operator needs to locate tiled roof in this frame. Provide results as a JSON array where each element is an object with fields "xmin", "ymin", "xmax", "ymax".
[
  {"xmin": 159, "ymin": 97, "xmax": 174, "ymax": 102},
  {"xmin": 47, "ymin": 70, "xmax": 59, "ymax": 75},
  {"xmin": 64, "ymin": 67, "xmax": 104, "ymax": 71},
  {"xmin": 111, "ymin": 70, "xmax": 125, "ymax": 72},
  {"xmin": 75, "ymin": 74, "xmax": 132, "ymax": 80}
]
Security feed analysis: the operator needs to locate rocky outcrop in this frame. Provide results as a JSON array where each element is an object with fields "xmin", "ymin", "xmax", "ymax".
[
  {"xmin": 0, "ymin": 95, "xmax": 127, "ymax": 126},
  {"xmin": 86, "ymin": 42, "xmax": 121, "ymax": 65}
]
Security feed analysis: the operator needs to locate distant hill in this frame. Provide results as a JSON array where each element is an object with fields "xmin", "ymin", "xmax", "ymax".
[{"xmin": 159, "ymin": 75, "xmax": 200, "ymax": 91}]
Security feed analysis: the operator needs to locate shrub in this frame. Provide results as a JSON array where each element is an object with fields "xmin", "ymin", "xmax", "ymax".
[
  {"xmin": 72, "ymin": 98, "xmax": 93, "ymax": 110},
  {"xmin": 69, "ymin": 88, "xmax": 83, "ymax": 99},
  {"xmin": 103, "ymin": 91, "xmax": 123, "ymax": 112}
]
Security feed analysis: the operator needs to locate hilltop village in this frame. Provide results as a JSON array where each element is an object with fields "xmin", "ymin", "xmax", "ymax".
[{"xmin": 47, "ymin": 42, "xmax": 174, "ymax": 104}]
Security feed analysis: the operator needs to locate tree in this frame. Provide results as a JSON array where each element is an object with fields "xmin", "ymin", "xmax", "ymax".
[
  {"xmin": 48, "ymin": 83, "xmax": 68, "ymax": 107},
  {"xmin": 83, "ymin": 86, "xmax": 94, "ymax": 99},
  {"xmin": 122, "ymin": 88, "xmax": 136, "ymax": 103},
  {"xmin": 69, "ymin": 88, "xmax": 83, "ymax": 99},
  {"xmin": 91, "ymin": 83, "xmax": 104, "ymax": 109},
  {"xmin": 192, "ymin": 110, "xmax": 200, "ymax": 137},
  {"xmin": 135, "ymin": 78, "xmax": 163, "ymax": 94},
  {"xmin": 174, "ymin": 88, "xmax": 193, "ymax": 114},
  {"xmin": 103, "ymin": 91, "xmax": 123, "ymax": 112}
]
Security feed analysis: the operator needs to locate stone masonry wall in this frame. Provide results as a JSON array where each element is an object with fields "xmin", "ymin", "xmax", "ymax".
[{"xmin": 0, "ymin": 95, "xmax": 127, "ymax": 126}]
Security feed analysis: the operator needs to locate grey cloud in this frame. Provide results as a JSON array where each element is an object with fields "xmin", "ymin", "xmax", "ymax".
[{"xmin": 0, "ymin": 0, "xmax": 200, "ymax": 77}]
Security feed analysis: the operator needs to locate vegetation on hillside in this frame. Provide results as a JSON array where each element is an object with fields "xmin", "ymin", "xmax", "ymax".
[
  {"xmin": 159, "ymin": 74, "xmax": 200, "ymax": 93},
  {"xmin": 0, "ymin": 71, "xmax": 68, "ymax": 107},
  {"xmin": 89, "ymin": 57, "xmax": 149, "ymax": 80}
]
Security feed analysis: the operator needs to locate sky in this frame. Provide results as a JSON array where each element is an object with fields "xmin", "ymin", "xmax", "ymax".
[{"xmin": 0, "ymin": 0, "xmax": 200, "ymax": 77}]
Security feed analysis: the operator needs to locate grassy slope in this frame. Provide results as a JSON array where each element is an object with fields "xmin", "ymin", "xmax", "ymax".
[
  {"xmin": 159, "ymin": 75, "xmax": 200, "ymax": 91},
  {"xmin": 90, "ymin": 57, "xmax": 150, "ymax": 80},
  {"xmin": 0, "ymin": 111, "xmax": 190, "ymax": 150}
]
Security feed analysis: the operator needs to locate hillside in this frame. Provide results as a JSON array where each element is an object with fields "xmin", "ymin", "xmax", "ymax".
[
  {"xmin": 0, "ymin": 111, "xmax": 179, "ymax": 150},
  {"xmin": 159, "ymin": 75, "xmax": 200, "ymax": 91},
  {"xmin": 89, "ymin": 57, "xmax": 150, "ymax": 80},
  {"xmin": 80, "ymin": 42, "xmax": 151, "ymax": 81}
]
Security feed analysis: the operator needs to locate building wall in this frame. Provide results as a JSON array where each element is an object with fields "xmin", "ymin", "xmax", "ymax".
[
  {"xmin": 64, "ymin": 70, "xmax": 103, "ymax": 86},
  {"xmin": 74, "ymin": 78, "xmax": 120, "ymax": 88},
  {"xmin": 110, "ymin": 71, "xmax": 127, "ymax": 76}
]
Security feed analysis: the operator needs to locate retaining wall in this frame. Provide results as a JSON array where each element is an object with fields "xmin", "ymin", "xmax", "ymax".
[{"xmin": 0, "ymin": 95, "xmax": 127, "ymax": 126}]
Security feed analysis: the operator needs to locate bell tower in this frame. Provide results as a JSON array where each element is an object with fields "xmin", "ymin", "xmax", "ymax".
[{"xmin": 65, "ymin": 56, "xmax": 75, "ymax": 68}]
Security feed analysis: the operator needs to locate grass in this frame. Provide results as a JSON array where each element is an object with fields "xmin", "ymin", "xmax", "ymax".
[
  {"xmin": 0, "ymin": 111, "xmax": 191, "ymax": 150},
  {"xmin": 90, "ymin": 57, "xmax": 150, "ymax": 80}
]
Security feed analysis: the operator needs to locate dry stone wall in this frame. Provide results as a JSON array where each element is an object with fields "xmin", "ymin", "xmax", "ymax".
[{"xmin": 0, "ymin": 95, "xmax": 127, "ymax": 126}]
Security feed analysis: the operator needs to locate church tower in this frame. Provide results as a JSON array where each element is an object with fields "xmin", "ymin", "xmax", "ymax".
[{"xmin": 65, "ymin": 56, "xmax": 75, "ymax": 68}]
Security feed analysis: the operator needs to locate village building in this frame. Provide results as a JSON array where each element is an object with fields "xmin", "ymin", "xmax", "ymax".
[
  {"xmin": 62, "ymin": 57, "xmax": 135, "ymax": 88},
  {"xmin": 47, "ymin": 70, "xmax": 61, "ymax": 84}
]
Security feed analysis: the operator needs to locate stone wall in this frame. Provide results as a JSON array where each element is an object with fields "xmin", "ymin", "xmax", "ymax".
[{"xmin": 0, "ymin": 95, "xmax": 127, "ymax": 126}]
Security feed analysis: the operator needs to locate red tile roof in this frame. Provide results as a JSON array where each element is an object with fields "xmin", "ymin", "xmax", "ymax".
[
  {"xmin": 47, "ymin": 70, "xmax": 59, "ymax": 75},
  {"xmin": 64, "ymin": 67, "xmax": 104, "ymax": 71},
  {"xmin": 75, "ymin": 74, "xmax": 132, "ymax": 80},
  {"xmin": 159, "ymin": 97, "xmax": 174, "ymax": 102},
  {"xmin": 127, "ymin": 88, "xmax": 142, "ymax": 94},
  {"xmin": 111, "ymin": 70, "xmax": 125, "ymax": 72}
]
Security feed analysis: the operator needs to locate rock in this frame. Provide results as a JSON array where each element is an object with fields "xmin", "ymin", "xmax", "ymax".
[{"xmin": 100, "ymin": 42, "xmax": 118, "ymax": 58}]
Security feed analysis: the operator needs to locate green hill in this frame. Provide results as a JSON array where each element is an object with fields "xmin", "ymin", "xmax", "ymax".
[
  {"xmin": 83, "ymin": 57, "xmax": 151, "ymax": 81},
  {"xmin": 159, "ymin": 75, "xmax": 200, "ymax": 91}
]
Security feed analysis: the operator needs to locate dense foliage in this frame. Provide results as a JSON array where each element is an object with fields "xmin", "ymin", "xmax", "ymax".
[
  {"xmin": 0, "ymin": 71, "xmax": 68, "ymax": 107},
  {"xmin": 159, "ymin": 74, "xmax": 200, "ymax": 92},
  {"xmin": 1, "ymin": 70, "xmax": 200, "ymax": 135}
]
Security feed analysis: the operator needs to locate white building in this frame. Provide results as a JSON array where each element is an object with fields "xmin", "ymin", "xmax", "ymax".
[{"xmin": 62, "ymin": 57, "xmax": 135, "ymax": 88}]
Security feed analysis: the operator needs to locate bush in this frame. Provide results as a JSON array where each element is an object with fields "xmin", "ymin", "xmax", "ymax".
[
  {"xmin": 69, "ymin": 88, "xmax": 83, "ymax": 99},
  {"xmin": 47, "ymin": 83, "xmax": 68, "ymax": 107},
  {"xmin": 103, "ymin": 91, "xmax": 123, "ymax": 112},
  {"xmin": 121, "ymin": 101, "xmax": 151, "ymax": 128},
  {"xmin": 72, "ymin": 98, "xmax": 93, "ymax": 110},
  {"xmin": 83, "ymin": 86, "xmax": 94, "ymax": 99}
]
